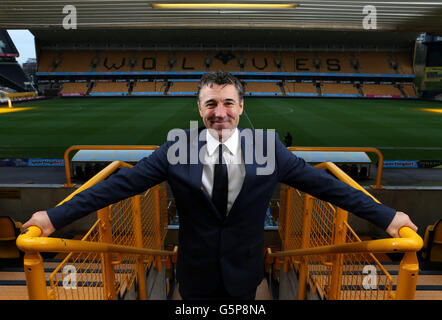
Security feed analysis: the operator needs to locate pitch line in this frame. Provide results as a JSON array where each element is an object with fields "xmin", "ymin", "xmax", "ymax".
[{"xmin": 243, "ymin": 109, "xmax": 255, "ymax": 130}]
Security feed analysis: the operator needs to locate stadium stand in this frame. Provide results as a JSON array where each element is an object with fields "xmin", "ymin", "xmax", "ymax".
[
  {"xmin": 422, "ymin": 219, "xmax": 442, "ymax": 263},
  {"xmin": 402, "ymin": 83, "xmax": 418, "ymax": 97},
  {"xmin": 362, "ymin": 83, "xmax": 403, "ymax": 97},
  {"xmin": 94, "ymin": 51, "xmax": 134, "ymax": 72},
  {"xmin": 321, "ymin": 82, "xmax": 360, "ymax": 95},
  {"xmin": 244, "ymin": 81, "xmax": 282, "ymax": 95},
  {"xmin": 60, "ymin": 82, "xmax": 88, "ymax": 95},
  {"xmin": 37, "ymin": 50, "xmax": 61, "ymax": 72},
  {"xmin": 0, "ymin": 31, "xmax": 35, "ymax": 95},
  {"xmin": 34, "ymin": 47, "xmax": 419, "ymax": 99},
  {"xmin": 355, "ymin": 52, "xmax": 394, "ymax": 74},
  {"xmin": 174, "ymin": 51, "xmax": 205, "ymax": 71},
  {"xmin": 0, "ymin": 62, "xmax": 31, "ymax": 91},
  {"xmin": 168, "ymin": 80, "xmax": 198, "ymax": 94},
  {"xmin": 37, "ymin": 50, "xmax": 416, "ymax": 75},
  {"xmin": 287, "ymin": 82, "xmax": 318, "ymax": 93},
  {"xmin": 242, "ymin": 52, "xmax": 279, "ymax": 72},
  {"xmin": 391, "ymin": 52, "xmax": 414, "ymax": 74},
  {"xmin": 90, "ymin": 81, "xmax": 129, "ymax": 95},
  {"xmin": 0, "ymin": 216, "xmax": 22, "ymax": 260},
  {"xmin": 317, "ymin": 52, "xmax": 353, "ymax": 73},
  {"xmin": 132, "ymin": 81, "xmax": 157, "ymax": 93}
]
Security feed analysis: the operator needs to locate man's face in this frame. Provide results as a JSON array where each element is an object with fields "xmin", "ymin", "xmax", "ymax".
[{"xmin": 198, "ymin": 83, "xmax": 244, "ymax": 141}]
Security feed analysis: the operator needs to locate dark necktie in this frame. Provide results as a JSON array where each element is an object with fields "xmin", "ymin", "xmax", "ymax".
[{"xmin": 212, "ymin": 144, "xmax": 228, "ymax": 218}]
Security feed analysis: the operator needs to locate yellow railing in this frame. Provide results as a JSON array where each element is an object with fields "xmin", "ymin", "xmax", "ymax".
[
  {"xmin": 2, "ymin": 91, "xmax": 36, "ymax": 101},
  {"xmin": 288, "ymin": 147, "xmax": 385, "ymax": 189},
  {"xmin": 267, "ymin": 161, "xmax": 423, "ymax": 300},
  {"xmin": 16, "ymin": 145, "xmax": 422, "ymax": 300},
  {"xmin": 16, "ymin": 159, "xmax": 176, "ymax": 300},
  {"xmin": 62, "ymin": 145, "xmax": 159, "ymax": 187}
]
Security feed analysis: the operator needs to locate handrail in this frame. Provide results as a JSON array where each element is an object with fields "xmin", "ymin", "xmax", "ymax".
[
  {"xmin": 63, "ymin": 145, "xmax": 159, "ymax": 187},
  {"xmin": 315, "ymin": 161, "xmax": 380, "ymax": 203},
  {"xmin": 267, "ymin": 226, "xmax": 423, "ymax": 258},
  {"xmin": 60, "ymin": 160, "xmax": 133, "ymax": 206},
  {"xmin": 271, "ymin": 160, "xmax": 423, "ymax": 255},
  {"xmin": 288, "ymin": 146, "xmax": 384, "ymax": 189},
  {"xmin": 16, "ymin": 226, "xmax": 176, "ymax": 257}
]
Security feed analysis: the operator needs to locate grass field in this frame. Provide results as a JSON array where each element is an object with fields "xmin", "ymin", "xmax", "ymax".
[{"xmin": 0, "ymin": 97, "xmax": 441, "ymax": 160}]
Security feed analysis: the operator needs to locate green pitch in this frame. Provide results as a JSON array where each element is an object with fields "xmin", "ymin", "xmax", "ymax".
[{"xmin": 1, "ymin": 97, "xmax": 441, "ymax": 160}]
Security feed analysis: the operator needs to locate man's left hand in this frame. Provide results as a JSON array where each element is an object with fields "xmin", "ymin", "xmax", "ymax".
[{"xmin": 385, "ymin": 211, "xmax": 418, "ymax": 238}]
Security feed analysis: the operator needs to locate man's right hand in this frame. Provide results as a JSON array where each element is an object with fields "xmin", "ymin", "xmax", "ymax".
[{"xmin": 22, "ymin": 211, "xmax": 56, "ymax": 237}]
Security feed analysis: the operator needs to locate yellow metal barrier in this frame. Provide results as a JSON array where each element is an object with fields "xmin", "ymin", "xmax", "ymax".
[
  {"xmin": 3, "ymin": 91, "xmax": 36, "ymax": 101},
  {"xmin": 17, "ymin": 159, "xmax": 176, "ymax": 300},
  {"xmin": 62, "ymin": 145, "xmax": 159, "ymax": 187},
  {"xmin": 16, "ymin": 144, "xmax": 422, "ymax": 300},
  {"xmin": 288, "ymin": 146, "xmax": 385, "ymax": 189},
  {"xmin": 268, "ymin": 161, "xmax": 423, "ymax": 300}
]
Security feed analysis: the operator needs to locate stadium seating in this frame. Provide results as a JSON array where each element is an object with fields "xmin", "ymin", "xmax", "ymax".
[
  {"xmin": 94, "ymin": 51, "xmax": 135, "ymax": 72},
  {"xmin": 132, "ymin": 81, "xmax": 157, "ymax": 92},
  {"xmin": 391, "ymin": 52, "xmax": 414, "ymax": 74},
  {"xmin": 37, "ymin": 50, "xmax": 415, "ymax": 75},
  {"xmin": 60, "ymin": 82, "xmax": 88, "ymax": 95},
  {"xmin": 422, "ymin": 219, "xmax": 442, "ymax": 263},
  {"xmin": 168, "ymin": 81, "xmax": 198, "ymax": 94},
  {"xmin": 244, "ymin": 81, "xmax": 281, "ymax": 95},
  {"xmin": 242, "ymin": 52, "xmax": 279, "ymax": 72},
  {"xmin": 402, "ymin": 83, "xmax": 418, "ymax": 97},
  {"xmin": 0, "ymin": 62, "xmax": 32, "ymax": 92},
  {"xmin": 91, "ymin": 81, "xmax": 129, "ymax": 94},
  {"xmin": 59, "ymin": 51, "xmax": 97, "ymax": 72},
  {"xmin": 362, "ymin": 84, "xmax": 402, "ymax": 96},
  {"xmin": 317, "ymin": 52, "xmax": 354, "ymax": 73},
  {"xmin": 285, "ymin": 82, "xmax": 317, "ymax": 94},
  {"xmin": 355, "ymin": 52, "xmax": 394, "ymax": 74},
  {"xmin": 35, "ymin": 49, "xmax": 418, "ymax": 99},
  {"xmin": 174, "ymin": 51, "xmax": 206, "ymax": 71},
  {"xmin": 0, "ymin": 216, "xmax": 22, "ymax": 259},
  {"xmin": 321, "ymin": 83, "xmax": 359, "ymax": 95},
  {"xmin": 37, "ymin": 50, "xmax": 60, "ymax": 72}
]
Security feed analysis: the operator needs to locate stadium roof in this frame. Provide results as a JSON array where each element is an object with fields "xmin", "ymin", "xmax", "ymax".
[{"xmin": 1, "ymin": 0, "xmax": 442, "ymax": 32}]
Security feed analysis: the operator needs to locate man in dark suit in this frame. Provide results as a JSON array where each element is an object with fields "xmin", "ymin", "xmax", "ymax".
[{"xmin": 23, "ymin": 70, "xmax": 417, "ymax": 300}]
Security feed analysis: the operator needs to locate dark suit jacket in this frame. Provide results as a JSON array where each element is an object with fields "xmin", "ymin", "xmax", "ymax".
[{"xmin": 47, "ymin": 127, "xmax": 396, "ymax": 297}]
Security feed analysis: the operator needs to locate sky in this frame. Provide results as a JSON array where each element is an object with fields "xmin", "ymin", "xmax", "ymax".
[{"xmin": 7, "ymin": 29, "xmax": 36, "ymax": 65}]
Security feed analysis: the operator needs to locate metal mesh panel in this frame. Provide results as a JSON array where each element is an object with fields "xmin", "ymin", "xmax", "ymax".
[
  {"xmin": 48, "ymin": 221, "xmax": 105, "ymax": 300},
  {"xmin": 48, "ymin": 182, "xmax": 169, "ymax": 300},
  {"xmin": 339, "ymin": 222, "xmax": 393, "ymax": 300},
  {"xmin": 281, "ymin": 184, "xmax": 394, "ymax": 300},
  {"xmin": 278, "ymin": 184, "xmax": 287, "ymax": 243},
  {"xmin": 140, "ymin": 188, "xmax": 158, "ymax": 250},
  {"xmin": 109, "ymin": 198, "xmax": 137, "ymax": 295},
  {"xmin": 158, "ymin": 182, "xmax": 169, "ymax": 244},
  {"xmin": 285, "ymin": 189, "xmax": 304, "ymax": 251},
  {"xmin": 307, "ymin": 198, "xmax": 336, "ymax": 299}
]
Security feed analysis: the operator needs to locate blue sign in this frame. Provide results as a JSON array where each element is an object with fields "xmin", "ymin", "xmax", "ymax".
[
  {"xmin": 383, "ymin": 160, "xmax": 418, "ymax": 168},
  {"xmin": 27, "ymin": 159, "xmax": 65, "ymax": 167}
]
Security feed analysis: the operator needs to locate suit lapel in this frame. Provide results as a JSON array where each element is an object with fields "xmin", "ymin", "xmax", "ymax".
[{"xmin": 188, "ymin": 127, "xmax": 205, "ymax": 190}]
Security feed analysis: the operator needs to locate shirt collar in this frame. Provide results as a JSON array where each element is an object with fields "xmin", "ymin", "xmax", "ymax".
[{"xmin": 206, "ymin": 128, "xmax": 239, "ymax": 156}]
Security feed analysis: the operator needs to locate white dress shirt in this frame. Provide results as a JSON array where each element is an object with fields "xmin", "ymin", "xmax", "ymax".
[{"xmin": 201, "ymin": 128, "xmax": 246, "ymax": 215}]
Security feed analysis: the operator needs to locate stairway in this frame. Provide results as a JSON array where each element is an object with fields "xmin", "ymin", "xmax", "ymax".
[
  {"xmin": 274, "ymin": 257, "xmax": 442, "ymax": 300},
  {"xmin": 0, "ymin": 258, "xmax": 59, "ymax": 300},
  {"xmin": 1, "ymin": 260, "xmax": 441, "ymax": 300}
]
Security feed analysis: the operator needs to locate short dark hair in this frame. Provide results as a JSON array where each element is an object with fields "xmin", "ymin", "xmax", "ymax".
[{"xmin": 197, "ymin": 70, "xmax": 244, "ymax": 102}]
